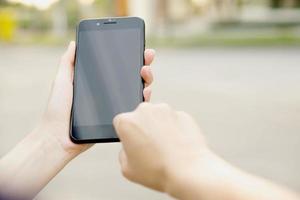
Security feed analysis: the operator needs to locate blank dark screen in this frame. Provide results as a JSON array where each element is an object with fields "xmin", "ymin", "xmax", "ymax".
[{"xmin": 73, "ymin": 28, "xmax": 142, "ymax": 129}]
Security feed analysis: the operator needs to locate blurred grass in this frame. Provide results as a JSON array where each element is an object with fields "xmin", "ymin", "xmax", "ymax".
[
  {"xmin": 1, "ymin": 31, "xmax": 300, "ymax": 47},
  {"xmin": 149, "ymin": 34, "xmax": 300, "ymax": 48},
  {"xmin": 0, "ymin": 31, "xmax": 75, "ymax": 46}
]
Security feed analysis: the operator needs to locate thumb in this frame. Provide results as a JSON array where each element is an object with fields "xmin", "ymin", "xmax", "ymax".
[
  {"xmin": 56, "ymin": 41, "xmax": 76, "ymax": 83},
  {"xmin": 45, "ymin": 42, "xmax": 75, "ymax": 119}
]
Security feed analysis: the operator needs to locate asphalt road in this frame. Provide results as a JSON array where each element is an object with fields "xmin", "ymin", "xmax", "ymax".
[{"xmin": 1, "ymin": 45, "xmax": 300, "ymax": 199}]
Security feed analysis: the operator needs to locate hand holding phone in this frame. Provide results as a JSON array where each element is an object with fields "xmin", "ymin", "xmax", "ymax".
[{"xmin": 70, "ymin": 17, "xmax": 146, "ymax": 143}]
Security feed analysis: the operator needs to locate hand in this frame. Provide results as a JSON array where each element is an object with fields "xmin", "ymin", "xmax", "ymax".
[
  {"xmin": 113, "ymin": 103, "xmax": 209, "ymax": 192},
  {"xmin": 113, "ymin": 103, "xmax": 300, "ymax": 200},
  {"xmin": 40, "ymin": 41, "xmax": 155, "ymax": 156}
]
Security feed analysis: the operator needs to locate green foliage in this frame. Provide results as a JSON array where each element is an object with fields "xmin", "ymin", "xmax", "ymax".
[
  {"xmin": 94, "ymin": 0, "xmax": 115, "ymax": 16},
  {"xmin": 270, "ymin": 0, "xmax": 300, "ymax": 8},
  {"xmin": 271, "ymin": 0, "xmax": 280, "ymax": 8},
  {"xmin": 149, "ymin": 34, "xmax": 300, "ymax": 47},
  {"xmin": 65, "ymin": 2, "xmax": 80, "ymax": 28},
  {"xmin": 0, "ymin": 0, "xmax": 7, "ymax": 6},
  {"xmin": 296, "ymin": 0, "xmax": 300, "ymax": 7}
]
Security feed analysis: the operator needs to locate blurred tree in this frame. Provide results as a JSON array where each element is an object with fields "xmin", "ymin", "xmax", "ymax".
[
  {"xmin": 271, "ymin": 0, "xmax": 281, "ymax": 8},
  {"xmin": 0, "ymin": 0, "xmax": 7, "ymax": 6},
  {"xmin": 65, "ymin": 2, "xmax": 80, "ymax": 28},
  {"xmin": 52, "ymin": 0, "xmax": 67, "ymax": 37},
  {"xmin": 271, "ymin": 0, "xmax": 300, "ymax": 8},
  {"xmin": 94, "ymin": 0, "xmax": 114, "ymax": 16}
]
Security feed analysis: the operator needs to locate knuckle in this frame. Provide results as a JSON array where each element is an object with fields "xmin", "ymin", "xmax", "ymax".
[
  {"xmin": 137, "ymin": 102, "xmax": 150, "ymax": 110},
  {"xmin": 114, "ymin": 113, "xmax": 136, "ymax": 132},
  {"xmin": 115, "ymin": 112, "xmax": 129, "ymax": 122},
  {"xmin": 143, "ymin": 86, "xmax": 151, "ymax": 92},
  {"xmin": 121, "ymin": 166, "xmax": 132, "ymax": 180},
  {"xmin": 143, "ymin": 88, "xmax": 152, "ymax": 101},
  {"xmin": 114, "ymin": 114, "xmax": 128, "ymax": 128},
  {"xmin": 113, "ymin": 114, "xmax": 123, "ymax": 125}
]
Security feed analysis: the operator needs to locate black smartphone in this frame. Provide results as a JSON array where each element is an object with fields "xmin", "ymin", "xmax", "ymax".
[{"xmin": 70, "ymin": 17, "xmax": 145, "ymax": 143}]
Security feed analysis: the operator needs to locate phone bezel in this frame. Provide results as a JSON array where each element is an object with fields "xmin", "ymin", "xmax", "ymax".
[{"xmin": 70, "ymin": 17, "xmax": 145, "ymax": 144}]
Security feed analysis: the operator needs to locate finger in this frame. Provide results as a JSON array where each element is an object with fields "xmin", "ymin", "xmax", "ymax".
[
  {"xmin": 62, "ymin": 41, "xmax": 76, "ymax": 65},
  {"xmin": 113, "ymin": 112, "xmax": 134, "ymax": 140},
  {"xmin": 141, "ymin": 65, "xmax": 153, "ymax": 87},
  {"xmin": 143, "ymin": 87, "xmax": 152, "ymax": 102},
  {"xmin": 57, "ymin": 41, "xmax": 76, "ymax": 83},
  {"xmin": 144, "ymin": 49, "xmax": 155, "ymax": 66},
  {"xmin": 47, "ymin": 42, "xmax": 75, "ymax": 115}
]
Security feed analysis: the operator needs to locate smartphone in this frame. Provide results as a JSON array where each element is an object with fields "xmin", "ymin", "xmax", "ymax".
[{"xmin": 70, "ymin": 17, "xmax": 145, "ymax": 143}]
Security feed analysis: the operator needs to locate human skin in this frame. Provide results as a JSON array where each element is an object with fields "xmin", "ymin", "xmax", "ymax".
[
  {"xmin": 0, "ymin": 41, "xmax": 155, "ymax": 198},
  {"xmin": 113, "ymin": 103, "xmax": 300, "ymax": 200}
]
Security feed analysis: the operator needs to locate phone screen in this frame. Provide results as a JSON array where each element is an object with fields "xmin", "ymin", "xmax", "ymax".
[{"xmin": 72, "ymin": 19, "xmax": 144, "ymax": 142}]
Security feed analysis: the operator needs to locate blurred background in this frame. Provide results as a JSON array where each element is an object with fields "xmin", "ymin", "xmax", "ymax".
[
  {"xmin": 0, "ymin": 0, "xmax": 300, "ymax": 199},
  {"xmin": 1, "ymin": 0, "xmax": 300, "ymax": 44}
]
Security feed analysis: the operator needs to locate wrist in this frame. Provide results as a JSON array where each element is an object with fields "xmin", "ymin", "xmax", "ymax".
[
  {"xmin": 32, "ymin": 123, "xmax": 79, "ymax": 161},
  {"xmin": 164, "ymin": 149, "xmax": 235, "ymax": 199},
  {"xmin": 37, "ymin": 119, "xmax": 88, "ymax": 158},
  {"xmin": 0, "ymin": 125, "xmax": 77, "ymax": 197}
]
